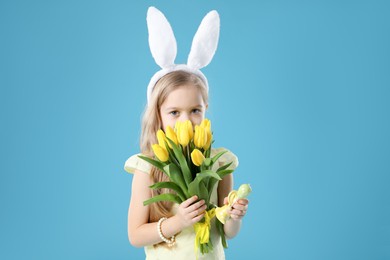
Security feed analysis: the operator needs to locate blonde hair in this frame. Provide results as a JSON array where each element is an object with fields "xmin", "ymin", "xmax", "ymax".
[{"xmin": 140, "ymin": 70, "xmax": 208, "ymax": 222}]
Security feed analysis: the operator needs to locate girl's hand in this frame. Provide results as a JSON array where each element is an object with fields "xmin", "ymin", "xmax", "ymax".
[
  {"xmin": 224, "ymin": 197, "xmax": 249, "ymax": 221},
  {"xmin": 175, "ymin": 196, "xmax": 207, "ymax": 229}
]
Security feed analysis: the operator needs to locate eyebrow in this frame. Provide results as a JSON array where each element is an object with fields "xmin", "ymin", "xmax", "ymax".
[{"xmin": 164, "ymin": 105, "xmax": 203, "ymax": 111}]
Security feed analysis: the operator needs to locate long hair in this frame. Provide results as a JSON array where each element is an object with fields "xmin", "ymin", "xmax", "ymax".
[{"xmin": 140, "ymin": 70, "xmax": 209, "ymax": 222}]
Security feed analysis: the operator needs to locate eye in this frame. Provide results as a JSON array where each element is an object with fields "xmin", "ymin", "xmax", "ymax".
[
  {"xmin": 192, "ymin": 109, "xmax": 202, "ymax": 114},
  {"xmin": 169, "ymin": 111, "xmax": 179, "ymax": 116}
]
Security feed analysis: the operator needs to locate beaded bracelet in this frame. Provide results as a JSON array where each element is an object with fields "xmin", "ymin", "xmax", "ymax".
[{"xmin": 157, "ymin": 217, "xmax": 176, "ymax": 247}]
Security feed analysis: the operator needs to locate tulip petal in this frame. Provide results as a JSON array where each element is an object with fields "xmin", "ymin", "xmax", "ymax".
[
  {"xmin": 152, "ymin": 144, "xmax": 169, "ymax": 162},
  {"xmin": 165, "ymin": 125, "xmax": 178, "ymax": 147},
  {"xmin": 156, "ymin": 129, "xmax": 166, "ymax": 147},
  {"xmin": 143, "ymin": 193, "xmax": 181, "ymax": 206},
  {"xmin": 191, "ymin": 148, "xmax": 205, "ymax": 166}
]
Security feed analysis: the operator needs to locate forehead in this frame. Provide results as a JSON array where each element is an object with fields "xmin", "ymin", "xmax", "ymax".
[{"xmin": 161, "ymin": 85, "xmax": 205, "ymax": 108}]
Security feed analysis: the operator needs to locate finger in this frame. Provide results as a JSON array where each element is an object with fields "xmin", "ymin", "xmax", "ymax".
[
  {"xmin": 223, "ymin": 197, "xmax": 228, "ymax": 205},
  {"xmin": 232, "ymin": 203, "xmax": 247, "ymax": 211},
  {"xmin": 188, "ymin": 204, "xmax": 207, "ymax": 219},
  {"xmin": 237, "ymin": 199, "xmax": 249, "ymax": 205},
  {"xmin": 229, "ymin": 208, "xmax": 246, "ymax": 216},
  {"xmin": 187, "ymin": 199, "xmax": 205, "ymax": 212},
  {"xmin": 191, "ymin": 212, "xmax": 205, "ymax": 223},
  {"xmin": 181, "ymin": 195, "xmax": 198, "ymax": 208},
  {"xmin": 230, "ymin": 214, "xmax": 244, "ymax": 220}
]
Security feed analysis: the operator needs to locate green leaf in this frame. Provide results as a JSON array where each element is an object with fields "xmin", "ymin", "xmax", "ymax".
[
  {"xmin": 196, "ymin": 170, "xmax": 222, "ymax": 182},
  {"xmin": 210, "ymin": 150, "xmax": 228, "ymax": 166},
  {"xmin": 143, "ymin": 193, "xmax": 181, "ymax": 206},
  {"xmin": 215, "ymin": 219, "xmax": 228, "ymax": 248},
  {"xmin": 217, "ymin": 169, "xmax": 234, "ymax": 179},
  {"xmin": 164, "ymin": 137, "xmax": 180, "ymax": 167},
  {"xmin": 188, "ymin": 180, "xmax": 200, "ymax": 198},
  {"xmin": 166, "ymin": 138, "xmax": 192, "ymax": 186},
  {"xmin": 207, "ymin": 168, "xmax": 234, "ymax": 202},
  {"xmin": 164, "ymin": 163, "xmax": 189, "ymax": 198},
  {"xmin": 188, "ymin": 170, "xmax": 221, "ymax": 199},
  {"xmin": 137, "ymin": 155, "xmax": 166, "ymax": 173},
  {"xmin": 207, "ymin": 178, "xmax": 219, "ymax": 202},
  {"xmin": 204, "ymin": 139, "xmax": 215, "ymax": 158},
  {"xmin": 217, "ymin": 161, "xmax": 233, "ymax": 172},
  {"xmin": 208, "ymin": 238, "xmax": 213, "ymax": 251},
  {"xmin": 189, "ymin": 141, "xmax": 195, "ymax": 153},
  {"xmin": 204, "ymin": 147, "xmax": 210, "ymax": 158},
  {"xmin": 203, "ymin": 158, "xmax": 212, "ymax": 167},
  {"xmin": 149, "ymin": 182, "xmax": 186, "ymax": 202},
  {"xmin": 199, "ymin": 181, "xmax": 208, "ymax": 203}
]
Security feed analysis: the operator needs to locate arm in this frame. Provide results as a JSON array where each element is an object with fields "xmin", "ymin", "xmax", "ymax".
[
  {"xmin": 128, "ymin": 169, "xmax": 206, "ymax": 247},
  {"xmin": 217, "ymin": 174, "xmax": 249, "ymax": 239}
]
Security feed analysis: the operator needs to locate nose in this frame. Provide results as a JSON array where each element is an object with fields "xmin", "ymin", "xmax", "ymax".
[
  {"xmin": 178, "ymin": 113, "xmax": 197, "ymax": 127},
  {"xmin": 179, "ymin": 112, "xmax": 190, "ymax": 122}
]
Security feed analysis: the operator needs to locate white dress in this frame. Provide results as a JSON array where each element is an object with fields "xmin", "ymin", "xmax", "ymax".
[{"xmin": 124, "ymin": 147, "xmax": 239, "ymax": 260}]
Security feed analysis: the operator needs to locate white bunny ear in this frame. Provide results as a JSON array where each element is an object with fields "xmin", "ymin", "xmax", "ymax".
[
  {"xmin": 187, "ymin": 10, "xmax": 220, "ymax": 70},
  {"xmin": 147, "ymin": 7, "xmax": 177, "ymax": 69}
]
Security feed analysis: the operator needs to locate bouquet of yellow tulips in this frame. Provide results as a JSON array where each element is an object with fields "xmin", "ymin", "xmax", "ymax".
[{"xmin": 138, "ymin": 119, "xmax": 234, "ymax": 254}]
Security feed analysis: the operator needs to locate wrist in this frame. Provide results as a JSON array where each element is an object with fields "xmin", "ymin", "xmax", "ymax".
[
  {"xmin": 223, "ymin": 219, "xmax": 241, "ymax": 239},
  {"xmin": 157, "ymin": 217, "xmax": 176, "ymax": 247},
  {"xmin": 227, "ymin": 217, "xmax": 242, "ymax": 224},
  {"xmin": 171, "ymin": 214, "xmax": 187, "ymax": 231}
]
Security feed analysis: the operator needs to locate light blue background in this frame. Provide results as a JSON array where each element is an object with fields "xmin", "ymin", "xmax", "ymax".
[{"xmin": 1, "ymin": 0, "xmax": 389, "ymax": 259}]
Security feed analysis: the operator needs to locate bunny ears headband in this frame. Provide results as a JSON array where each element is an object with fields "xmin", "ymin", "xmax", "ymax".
[{"xmin": 146, "ymin": 6, "xmax": 220, "ymax": 104}]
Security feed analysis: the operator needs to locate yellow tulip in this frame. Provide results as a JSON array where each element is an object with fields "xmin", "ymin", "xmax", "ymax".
[
  {"xmin": 204, "ymin": 130, "xmax": 212, "ymax": 150},
  {"xmin": 200, "ymin": 118, "xmax": 211, "ymax": 130},
  {"xmin": 156, "ymin": 129, "xmax": 167, "ymax": 148},
  {"xmin": 191, "ymin": 148, "xmax": 205, "ymax": 166},
  {"xmin": 152, "ymin": 144, "xmax": 169, "ymax": 162},
  {"xmin": 165, "ymin": 126, "xmax": 178, "ymax": 147},
  {"xmin": 175, "ymin": 121, "xmax": 191, "ymax": 146},
  {"xmin": 174, "ymin": 120, "xmax": 181, "ymax": 133},
  {"xmin": 186, "ymin": 120, "xmax": 194, "ymax": 140},
  {"xmin": 194, "ymin": 125, "xmax": 207, "ymax": 148},
  {"xmin": 200, "ymin": 119, "xmax": 212, "ymax": 150}
]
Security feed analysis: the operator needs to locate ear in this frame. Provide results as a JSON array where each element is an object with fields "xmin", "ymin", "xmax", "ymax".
[
  {"xmin": 187, "ymin": 10, "xmax": 220, "ymax": 70},
  {"xmin": 147, "ymin": 6, "xmax": 177, "ymax": 69}
]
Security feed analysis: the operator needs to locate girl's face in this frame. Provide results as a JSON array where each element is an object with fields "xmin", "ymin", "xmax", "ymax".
[{"xmin": 160, "ymin": 84, "xmax": 207, "ymax": 131}]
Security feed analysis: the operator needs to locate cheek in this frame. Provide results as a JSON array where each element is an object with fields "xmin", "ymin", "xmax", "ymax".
[
  {"xmin": 160, "ymin": 114, "xmax": 176, "ymax": 130},
  {"xmin": 160, "ymin": 113, "xmax": 167, "ymax": 129},
  {"xmin": 192, "ymin": 115, "xmax": 205, "ymax": 126}
]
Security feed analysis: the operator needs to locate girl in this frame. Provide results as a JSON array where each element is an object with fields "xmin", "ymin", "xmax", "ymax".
[{"xmin": 124, "ymin": 7, "xmax": 249, "ymax": 260}]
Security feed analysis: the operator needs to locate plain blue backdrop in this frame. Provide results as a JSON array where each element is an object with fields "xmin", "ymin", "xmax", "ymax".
[{"xmin": 1, "ymin": 0, "xmax": 389, "ymax": 259}]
